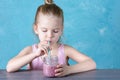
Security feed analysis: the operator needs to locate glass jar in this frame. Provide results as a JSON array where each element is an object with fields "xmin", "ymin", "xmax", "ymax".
[{"xmin": 43, "ymin": 55, "xmax": 58, "ymax": 77}]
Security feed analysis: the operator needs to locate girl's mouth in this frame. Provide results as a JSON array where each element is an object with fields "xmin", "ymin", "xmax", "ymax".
[{"xmin": 47, "ymin": 40, "xmax": 52, "ymax": 44}]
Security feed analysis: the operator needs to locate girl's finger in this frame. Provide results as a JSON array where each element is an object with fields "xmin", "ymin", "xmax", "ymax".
[
  {"xmin": 41, "ymin": 45, "xmax": 48, "ymax": 55},
  {"xmin": 55, "ymin": 68, "xmax": 63, "ymax": 73},
  {"xmin": 41, "ymin": 47, "xmax": 47, "ymax": 54},
  {"xmin": 55, "ymin": 72, "xmax": 62, "ymax": 77},
  {"xmin": 36, "ymin": 47, "xmax": 46, "ymax": 56},
  {"xmin": 57, "ymin": 64, "xmax": 63, "ymax": 68}
]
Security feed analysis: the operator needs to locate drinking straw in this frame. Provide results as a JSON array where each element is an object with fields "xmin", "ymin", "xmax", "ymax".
[{"xmin": 48, "ymin": 41, "xmax": 51, "ymax": 58}]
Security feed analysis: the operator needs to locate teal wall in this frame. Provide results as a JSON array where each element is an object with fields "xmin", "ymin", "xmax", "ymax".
[{"xmin": 0, "ymin": 0, "xmax": 120, "ymax": 69}]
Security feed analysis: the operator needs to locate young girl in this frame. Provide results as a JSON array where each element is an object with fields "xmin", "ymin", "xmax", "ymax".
[{"xmin": 6, "ymin": 0, "xmax": 96, "ymax": 77}]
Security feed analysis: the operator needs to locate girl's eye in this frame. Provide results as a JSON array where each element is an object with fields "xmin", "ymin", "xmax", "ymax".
[
  {"xmin": 42, "ymin": 29, "xmax": 47, "ymax": 32},
  {"xmin": 53, "ymin": 30, "xmax": 59, "ymax": 33}
]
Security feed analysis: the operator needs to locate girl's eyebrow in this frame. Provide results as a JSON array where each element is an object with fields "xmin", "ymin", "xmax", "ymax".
[{"xmin": 40, "ymin": 27, "xmax": 60, "ymax": 30}]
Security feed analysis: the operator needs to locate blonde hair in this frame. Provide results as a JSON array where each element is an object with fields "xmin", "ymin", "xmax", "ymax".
[{"xmin": 34, "ymin": 0, "xmax": 64, "ymax": 25}]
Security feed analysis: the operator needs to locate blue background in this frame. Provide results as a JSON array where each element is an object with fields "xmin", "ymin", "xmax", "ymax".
[{"xmin": 0, "ymin": 0, "xmax": 120, "ymax": 69}]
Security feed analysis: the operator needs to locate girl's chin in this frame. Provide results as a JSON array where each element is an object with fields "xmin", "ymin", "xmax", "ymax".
[{"xmin": 49, "ymin": 42, "xmax": 57, "ymax": 46}]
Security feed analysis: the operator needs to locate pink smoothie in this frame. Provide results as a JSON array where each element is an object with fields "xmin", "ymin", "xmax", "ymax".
[{"xmin": 43, "ymin": 63, "xmax": 56, "ymax": 77}]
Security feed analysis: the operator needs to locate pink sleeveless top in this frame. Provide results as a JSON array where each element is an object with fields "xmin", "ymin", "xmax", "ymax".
[{"xmin": 27, "ymin": 44, "xmax": 66, "ymax": 70}]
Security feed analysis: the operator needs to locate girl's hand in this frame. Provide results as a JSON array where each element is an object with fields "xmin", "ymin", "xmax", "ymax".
[
  {"xmin": 34, "ymin": 41, "xmax": 49, "ymax": 57},
  {"xmin": 55, "ymin": 64, "xmax": 70, "ymax": 77}
]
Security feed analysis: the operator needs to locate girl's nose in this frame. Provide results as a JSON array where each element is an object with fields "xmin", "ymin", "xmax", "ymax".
[{"xmin": 47, "ymin": 31, "xmax": 53, "ymax": 38}]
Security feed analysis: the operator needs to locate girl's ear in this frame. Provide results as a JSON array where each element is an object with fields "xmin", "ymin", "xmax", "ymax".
[{"xmin": 33, "ymin": 24, "xmax": 38, "ymax": 34}]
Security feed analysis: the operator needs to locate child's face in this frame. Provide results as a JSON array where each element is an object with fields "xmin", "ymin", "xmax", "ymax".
[{"xmin": 34, "ymin": 13, "xmax": 63, "ymax": 45}]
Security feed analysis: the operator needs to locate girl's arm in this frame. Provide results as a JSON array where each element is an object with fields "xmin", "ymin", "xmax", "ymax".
[
  {"xmin": 6, "ymin": 46, "xmax": 37, "ymax": 72},
  {"xmin": 6, "ymin": 41, "xmax": 49, "ymax": 72},
  {"xmin": 65, "ymin": 45, "xmax": 96, "ymax": 74},
  {"xmin": 55, "ymin": 45, "xmax": 96, "ymax": 77}
]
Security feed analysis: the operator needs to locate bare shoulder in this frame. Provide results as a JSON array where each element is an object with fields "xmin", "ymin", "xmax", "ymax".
[
  {"xmin": 63, "ymin": 44, "xmax": 78, "ymax": 53},
  {"xmin": 63, "ymin": 44, "xmax": 74, "ymax": 49},
  {"xmin": 63, "ymin": 44, "xmax": 90, "ymax": 62},
  {"xmin": 63, "ymin": 44, "xmax": 78, "ymax": 56}
]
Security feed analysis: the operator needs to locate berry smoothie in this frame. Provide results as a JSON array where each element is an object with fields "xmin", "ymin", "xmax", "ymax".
[
  {"xmin": 43, "ymin": 56, "xmax": 58, "ymax": 77},
  {"xmin": 43, "ymin": 63, "xmax": 56, "ymax": 77}
]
